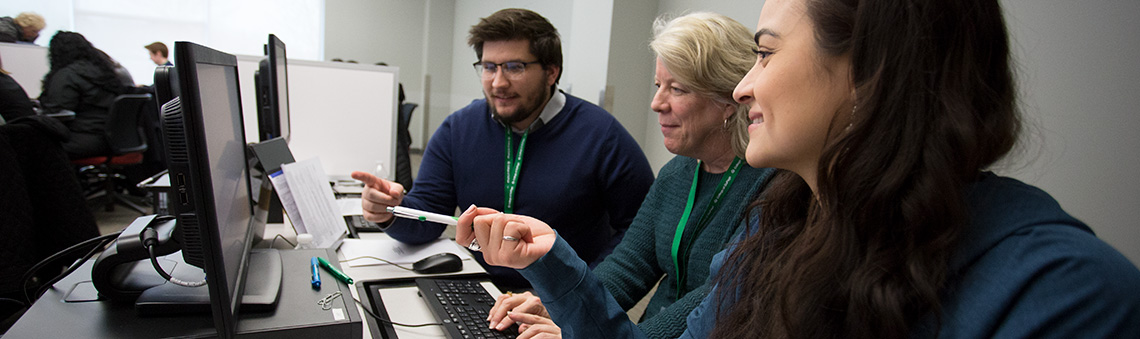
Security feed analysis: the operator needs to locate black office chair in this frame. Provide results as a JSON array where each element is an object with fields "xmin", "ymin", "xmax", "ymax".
[
  {"xmin": 395, "ymin": 102, "xmax": 418, "ymax": 190},
  {"xmin": 71, "ymin": 94, "xmax": 153, "ymax": 214}
]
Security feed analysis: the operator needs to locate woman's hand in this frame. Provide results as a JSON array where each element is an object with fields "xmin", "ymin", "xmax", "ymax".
[
  {"xmin": 455, "ymin": 206, "xmax": 556, "ymax": 269},
  {"xmin": 487, "ymin": 291, "xmax": 548, "ymax": 331},
  {"xmin": 509, "ymin": 311, "xmax": 561, "ymax": 339}
]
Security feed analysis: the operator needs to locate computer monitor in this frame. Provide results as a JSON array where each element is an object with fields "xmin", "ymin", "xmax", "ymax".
[
  {"xmin": 162, "ymin": 41, "xmax": 279, "ymax": 338},
  {"xmin": 154, "ymin": 65, "xmax": 180, "ymax": 109},
  {"xmin": 255, "ymin": 34, "xmax": 290, "ymax": 143}
]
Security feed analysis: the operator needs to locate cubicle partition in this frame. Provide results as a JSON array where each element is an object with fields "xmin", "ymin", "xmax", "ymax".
[
  {"xmin": 236, "ymin": 55, "xmax": 399, "ymax": 181},
  {"xmin": 0, "ymin": 42, "xmax": 50, "ymax": 99}
]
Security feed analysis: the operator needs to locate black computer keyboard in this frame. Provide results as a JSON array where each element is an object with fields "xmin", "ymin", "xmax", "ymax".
[
  {"xmin": 344, "ymin": 215, "xmax": 383, "ymax": 233},
  {"xmin": 416, "ymin": 278, "xmax": 519, "ymax": 339}
]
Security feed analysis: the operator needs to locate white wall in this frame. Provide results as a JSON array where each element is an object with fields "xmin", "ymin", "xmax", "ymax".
[
  {"xmin": 605, "ymin": 0, "xmax": 659, "ymax": 164},
  {"xmin": 565, "ymin": 0, "xmax": 614, "ymax": 107},
  {"xmin": 999, "ymin": 0, "xmax": 1140, "ymax": 265},
  {"xmin": 324, "ymin": 0, "xmax": 426, "ymax": 148}
]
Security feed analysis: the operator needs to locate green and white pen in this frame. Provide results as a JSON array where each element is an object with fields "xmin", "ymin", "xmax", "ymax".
[{"xmin": 386, "ymin": 206, "xmax": 459, "ymax": 225}]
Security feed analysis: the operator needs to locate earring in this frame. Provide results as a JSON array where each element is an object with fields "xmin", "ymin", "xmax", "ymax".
[
  {"xmin": 845, "ymin": 105, "xmax": 856, "ymax": 131},
  {"xmin": 723, "ymin": 118, "xmax": 729, "ymax": 130}
]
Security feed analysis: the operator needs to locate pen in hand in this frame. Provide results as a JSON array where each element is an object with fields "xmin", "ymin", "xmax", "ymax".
[{"xmin": 386, "ymin": 206, "xmax": 460, "ymax": 225}]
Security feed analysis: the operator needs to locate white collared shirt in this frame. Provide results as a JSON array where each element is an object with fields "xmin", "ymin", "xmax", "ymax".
[{"xmin": 499, "ymin": 90, "xmax": 565, "ymax": 134}]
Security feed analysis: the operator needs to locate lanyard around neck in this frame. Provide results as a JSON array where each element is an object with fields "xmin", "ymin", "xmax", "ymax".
[
  {"xmin": 670, "ymin": 157, "xmax": 743, "ymax": 298},
  {"xmin": 504, "ymin": 128, "xmax": 529, "ymax": 213}
]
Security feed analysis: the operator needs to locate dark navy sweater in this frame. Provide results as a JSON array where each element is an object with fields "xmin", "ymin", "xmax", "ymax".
[{"xmin": 385, "ymin": 93, "xmax": 654, "ymax": 289}]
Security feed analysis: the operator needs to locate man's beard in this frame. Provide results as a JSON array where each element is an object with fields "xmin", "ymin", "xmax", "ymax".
[{"xmin": 489, "ymin": 86, "xmax": 550, "ymax": 126}]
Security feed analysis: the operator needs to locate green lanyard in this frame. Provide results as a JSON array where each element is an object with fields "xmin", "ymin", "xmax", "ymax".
[
  {"xmin": 504, "ymin": 128, "xmax": 529, "ymax": 213},
  {"xmin": 670, "ymin": 157, "xmax": 743, "ymax": 298}
]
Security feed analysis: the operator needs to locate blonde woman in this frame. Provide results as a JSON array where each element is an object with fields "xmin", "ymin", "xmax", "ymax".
[{"xmin": 483, "ymin": 12, "xmax": 773, "ymax": 338}]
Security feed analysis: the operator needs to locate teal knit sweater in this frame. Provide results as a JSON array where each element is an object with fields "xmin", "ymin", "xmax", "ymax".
[{"xmin": 591, "ymin": 156, "xmax": 774, "ymax": 338}]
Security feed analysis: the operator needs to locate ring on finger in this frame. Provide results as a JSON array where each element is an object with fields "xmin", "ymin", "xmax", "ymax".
[
  {"xmin": 502, "ymin": 235, "xmax": 520, "ymax": 242},
  {"xmin": 467, "ymin": 238, "xmax": 481, "ymax": 251}
]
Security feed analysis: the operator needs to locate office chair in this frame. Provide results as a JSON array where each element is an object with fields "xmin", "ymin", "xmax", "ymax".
[
  {"xmin": 395, "ymin": 102, "xmax": 418, "ymax": 190},
  {"xmin": 71, "ymin": 94, "xmax": 153, "ymax": 214}
]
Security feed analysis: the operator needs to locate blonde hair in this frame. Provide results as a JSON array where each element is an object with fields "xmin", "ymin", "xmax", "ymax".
[
  {"xmin": 650, "ymin": 12, "xmax": 755, "ymax": 158},
  {"xmin": 15, "ymin": 12, "xmax": 46, "ymax": 31}
]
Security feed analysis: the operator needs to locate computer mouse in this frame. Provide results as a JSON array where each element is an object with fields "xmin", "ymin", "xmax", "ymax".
[{"xmin": 413, "ymin": 252, "xmax": 463, "ymax": 274}]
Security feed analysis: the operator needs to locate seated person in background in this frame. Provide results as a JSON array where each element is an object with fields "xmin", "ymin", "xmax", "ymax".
[
  {"xmin": 352, "ymin": 8, "xmax": 654, "ymax": 290},
  {"xmin": 458, "ymin": 0, "xmax": 1140, "ymax": 337},
  {"xmin": 0, "ymin": 12, "xmax": 45, "ymax": 44},
  {"xmin": 0, "ymin": 54, "xmax": 35, "ymax": 122},
  {"xmin": 145, "ymin": 41, "xmax": 172, "ymax": 66},
  {"xmin": 485, "ymin": 12, "xmax": 774, "ymax": 338},
  {"xmin": 39, "ymin": 31, "xmax": 129, "ymax": 159}
]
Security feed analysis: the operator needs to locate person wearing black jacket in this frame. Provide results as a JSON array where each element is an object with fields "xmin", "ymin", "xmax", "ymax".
[{"xmin": 38, "ymin": 31, "xmax": 128, "ymax": 159}]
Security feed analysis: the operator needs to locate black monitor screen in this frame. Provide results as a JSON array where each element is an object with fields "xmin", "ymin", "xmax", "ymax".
[
  {"xmin": 167, "ymin": 41, "xmax": 254, "ymax": 338},
  {"xmin": 272, "ymin": 35, "xmax": 289, "ymax": 143},
  {"xmin": 258, "ymin": 34, "xmax": 290, "ymax": 143},
  {"xmin": 196, "ymin": 62, "xmax": 252, "ymax": 309}
]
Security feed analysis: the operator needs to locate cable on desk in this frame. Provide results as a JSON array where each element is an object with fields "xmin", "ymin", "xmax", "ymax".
[
  {"xmin": 21, "ymin": 231, "xmax": 121, "ymax": 305},
  {"xmin": 271, "ymin": 233, "xmax": 296, "ymax": 248},
  {"xmin": 349, "ymin": 295, "xmax": 443, "ymax": 328},
  {"xmin": 0, "ymin": 297, "xmax": 26, "ymax": 308},
  {"xmin": 36, "ymin": 232, "xmax": 112, "ymax": 299},
  {"xmin": 340, "ymin": 256, "xmax": 416, "ymax": 271}
]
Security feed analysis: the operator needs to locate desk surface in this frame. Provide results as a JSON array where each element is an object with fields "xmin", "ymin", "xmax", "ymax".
[{"xmin": 7, "ymin": 223, "xmax": 496, "ymax": 339}]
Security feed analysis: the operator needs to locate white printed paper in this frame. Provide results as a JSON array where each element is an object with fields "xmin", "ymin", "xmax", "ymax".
[{"xmin": 279, "ymin": 157, "xmax": 348, "ymax": 249}]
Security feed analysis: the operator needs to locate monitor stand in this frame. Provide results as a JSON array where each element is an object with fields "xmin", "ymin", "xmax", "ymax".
[{"xmin": 135, "ymin": 248, "xmax": 283, "ymax": 315}]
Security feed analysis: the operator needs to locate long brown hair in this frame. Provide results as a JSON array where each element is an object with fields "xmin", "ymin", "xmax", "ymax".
[{"xmin": 710, "ymin": 0, "xmax": 1019, "ymax": 338}]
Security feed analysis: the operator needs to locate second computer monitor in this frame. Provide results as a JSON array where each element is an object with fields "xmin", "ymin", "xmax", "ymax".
[{"xmin": 256, "ymin": 34, "xmax": 290, "ymax": 143}]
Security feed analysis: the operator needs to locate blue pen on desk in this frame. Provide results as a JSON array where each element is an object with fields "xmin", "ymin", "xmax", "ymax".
[{"xmin": 310, "ymin": 257, "xmax": 321, "ymax": 289}]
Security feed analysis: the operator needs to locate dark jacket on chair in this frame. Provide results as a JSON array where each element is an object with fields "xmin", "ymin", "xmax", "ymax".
[{"xmin": 0, "ymin": 121, "xmax": 99, "ymax": 305}]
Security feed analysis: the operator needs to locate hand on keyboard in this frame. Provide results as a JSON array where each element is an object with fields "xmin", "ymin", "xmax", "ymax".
[
  {"xmin": 488, "ymin": 291, "xmax": 548, "ymax": 331},
  {"xmin": 507, "ymin": 311, "xmax": 561, "ymax": 339},
  {"xmin": 417, "ymin": 278, "xmax": 519, "ymax": 339}
]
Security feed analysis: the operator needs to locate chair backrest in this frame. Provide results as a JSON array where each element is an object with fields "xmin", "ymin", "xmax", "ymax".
[
  {"xmin": 399, "ymin": 102, "xmax": 417, "ymax": 126},
  {"xmin": 104, "ymin": 94, "xmax": 152, "ymax": 156}
]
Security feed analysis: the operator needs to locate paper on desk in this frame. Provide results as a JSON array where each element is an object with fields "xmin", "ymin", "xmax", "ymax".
[
  {"xmin": 339, "ymin": 238, "xmax": 472, "ymax": 267},
  {"xmin": 337, "ymin": 197, "xmax": 364, "ymax": 216},
  {"xmin": 274, "ymin": 157, "xmax": 348, "ymax": 249}
]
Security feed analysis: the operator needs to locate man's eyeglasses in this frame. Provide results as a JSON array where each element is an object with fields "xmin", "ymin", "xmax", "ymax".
[{"xmin": 473, "ymin": 61, "xmax": 540, "ymax": 79}]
